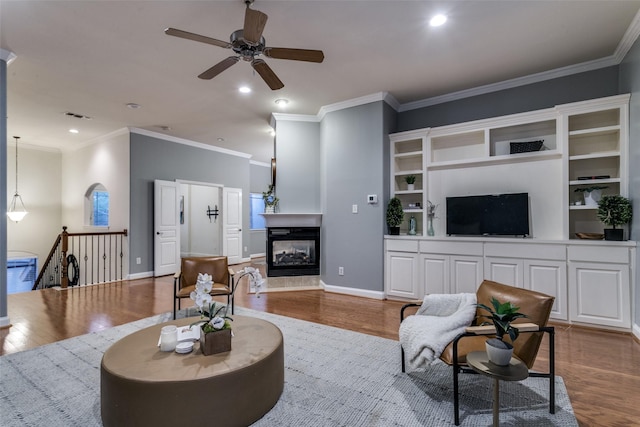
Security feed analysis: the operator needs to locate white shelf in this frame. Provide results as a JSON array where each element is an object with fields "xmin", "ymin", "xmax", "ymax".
[
  {"xmin": 568, "ymin": 125, "xmax": 620, "ymax": 137},
  {"xmin": 569, "ymin": 178, "xmax": 620, "ymax": 186},
  {"xmin": 569, "ymin": 151, "xmax": 619, "ymax": 161}
]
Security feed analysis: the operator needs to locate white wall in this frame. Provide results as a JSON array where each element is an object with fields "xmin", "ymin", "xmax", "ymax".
[
  {"xmin": 7, "ymin": 145, "xmax": 62, "ymax": 265},
  {"xmin": 61, "ymin": 130, "xmax": 130, "ymax": 275}
]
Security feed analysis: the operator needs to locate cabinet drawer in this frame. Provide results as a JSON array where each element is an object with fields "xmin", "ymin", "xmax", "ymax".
[
  {"xmin": 386, "ymin": 239, "xmax": 418, "ymax": 253},
  {"xmin": 484, "ymin": 242, "xmax": 566, "ymax": 261},
  {"xmin": 419, "ymin": 240, "xmax": 483, "ymax": 256},
  {"xmin": 567, "ymin": 245, "xmax": 629, "ymax": 264}
]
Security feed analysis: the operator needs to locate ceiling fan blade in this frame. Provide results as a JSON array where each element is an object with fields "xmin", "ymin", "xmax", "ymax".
[
  {"xmin": 243, "ymin": 7, "xmax": 268, "ymax": 44},
  {"xmin": 263, "ymin": 47, "xmax": 325, "ymax": 63},
  {"xmin": 198, "ymin": 56, "xmax": 240, "ymax": 80},
  {"xmin": 251, "ymin": 59, "xmax": 284, "ymax": 90},
  {"xmin": 164, "ymin": 27, "xmax": 232, "ymax": 49}
]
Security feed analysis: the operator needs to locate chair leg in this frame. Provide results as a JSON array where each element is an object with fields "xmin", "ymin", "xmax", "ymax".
[
  {"xmin": 401, "ymin": 346, "xmax": 406, "ymax": 373},
  {"xmin": 453, "ymin": 364, "xmax": 460, "ymax": 426},
  {"xmin": 549, "ymin": 327, "xmax": 555, "ymax": 414},
  {"xmin": 173, "ymin": 298, "xmax": 177, "ymax": 320}
]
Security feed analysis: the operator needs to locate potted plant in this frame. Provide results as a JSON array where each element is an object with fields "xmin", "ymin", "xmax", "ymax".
[
  {"xmin": 262, "ymin": 184, "xmax": 279, "ymax": 213},
  {"xmin": 190, "ymin": 273, "xmax": 233, "ymax": 355},
  {"xmin": 597, "ymin": 195, "xmax": 632, "ymax": 241},
  {"xmin": 477, "ymin": 297, "xmax": 528, "ymax": 366},
  {"xmin": 386, "ymin": 197, "xmax": 404, "ymax": 235},
  {"xmin": 405, "ymin": 175, "xmax": 416, "ymax": 191},
  {"xmin": 574, "ymin": 185, "xmax": 608, "ymax": 207}
]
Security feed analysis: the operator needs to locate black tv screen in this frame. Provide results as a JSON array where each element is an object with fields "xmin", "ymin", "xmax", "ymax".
[{"xmin": 446, "ymin": 193, "xmax": 530, "ymax": 237}]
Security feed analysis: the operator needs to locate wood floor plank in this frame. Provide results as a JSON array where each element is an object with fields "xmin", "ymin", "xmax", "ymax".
[{"xmin": 2, "ymin": 259, "xmax": 639, "ymax": 427}]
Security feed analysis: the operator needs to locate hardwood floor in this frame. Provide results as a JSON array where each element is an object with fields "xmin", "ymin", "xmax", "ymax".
[{"xmin": 2, "ymin": 262, "xmax": 639, "ymax": 427}]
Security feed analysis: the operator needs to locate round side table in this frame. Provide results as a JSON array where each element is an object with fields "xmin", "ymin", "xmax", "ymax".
[{"xmin": 466, "ymin": 351, "xmax": 528, "ymax": 427}]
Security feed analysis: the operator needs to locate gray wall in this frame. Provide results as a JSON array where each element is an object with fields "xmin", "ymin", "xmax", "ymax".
[
  {"xmin": 320, "ymin": 101, "xmax": 394, "ymax": 291},
  {"xmin": 129, "ymin": 132, "xmax": 250, "ymax": 274},
  {"xmin": 275, "ymin": 120, "xmax": 321, "ymax": 212},
  {"xmin": 249, "ymin": 162, "xmax": 271, "ymax": 256},
  {"xmin": 619, "ymin": 36, "xmax": 640, "ymax": 328},
  {"xmin": 397, "ymin": 66, "xmax": 620, "ymax": 131}
]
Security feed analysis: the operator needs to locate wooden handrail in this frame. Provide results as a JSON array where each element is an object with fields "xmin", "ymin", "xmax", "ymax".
[{"xmin": 33, "ymin": 226, "xmax": 128, "ymax": 290}]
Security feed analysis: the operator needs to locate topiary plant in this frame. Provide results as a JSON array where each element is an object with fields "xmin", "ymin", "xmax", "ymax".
[
  {"xmin": 597, "ymin": 195, "xmax": 632, "ymax": 229},
  {"xmin": 386, "ymin": 197, "xmax": 404, "ymax": 229},
  {"xmin": 404, "ymin": 175, "xmax": 416, "ymax": 185}
]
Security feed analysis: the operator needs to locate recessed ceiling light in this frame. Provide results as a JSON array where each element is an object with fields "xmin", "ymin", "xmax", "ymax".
[
  {"xmin": 217, "ymin": 137, "xmax": 225, "ymax": 142},
  {"xmin": 126, "ymin": 103, "xmax": 142, "ymax": 109},
  {"xmin": 157, "ymin": 125, "xmax": 172, "ymax": 131},
  {"xmin": 268, "ymin": 129, "xmax": 276, "ymax": 137},
  {"xmin": 429, "ymin": 14, "xmax": 447, "ymax": 27},
  {"xmin": 239, "ymin": 86, "xmax": 251, "ymax": 94},
  {"xmin": 275, "ymin": 98, "xmax": 289, "ymax": 107},
  {"xmin": 69, "ymin": 129, "xmax": 79, "ymax": 134}
]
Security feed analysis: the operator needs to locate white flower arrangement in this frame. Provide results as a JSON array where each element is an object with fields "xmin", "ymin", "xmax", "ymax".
[
  {"xmin": 427, "ymin": 200, "xmax": 438, "ymax": 218},
  {"xmin": 190, "ymin": 273, "xmax": 232, "ymax": 333},
  {"xmin": 237, "ymin": 266, "xmax": 265, "ymax": 297}
]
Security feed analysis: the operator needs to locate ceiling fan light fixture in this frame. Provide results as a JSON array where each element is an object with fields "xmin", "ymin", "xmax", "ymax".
[
  {"xmin": 275, "ymin": 98, "xmax": 289, "ymax": 107},
  {"xmin": 429, "ymin": 14, "xmax": 447, "ymax": 27},
  {"xmin": 239, "ymin": 86, "xmax": 252, "ymax": 93},
  {"xmin": 69, "ymin": 128, "xmax": 79, "ymax": 134},
  {"xmin": 7, "ymin": 136, "xmax": 28, "ymax": 223}
]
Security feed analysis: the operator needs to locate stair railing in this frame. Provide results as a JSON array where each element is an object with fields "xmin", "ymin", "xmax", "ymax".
[{"xmin": 33, "ymin": 226, "xmax": 128, "ymax": 290}]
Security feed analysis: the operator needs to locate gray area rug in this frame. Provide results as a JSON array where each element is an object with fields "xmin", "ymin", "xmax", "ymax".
[{"xmin": 1, "ymin": 307, "xmax": 577, "ymax": 426}]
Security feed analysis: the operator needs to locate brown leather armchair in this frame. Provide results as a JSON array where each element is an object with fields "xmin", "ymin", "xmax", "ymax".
[
  {"xmin": 401, "ymin": 280, "xmax": 555, "ymax": 425},
  {"xmin": 173, "ymin": 256, "xmax": 237, "ymax": 320}
]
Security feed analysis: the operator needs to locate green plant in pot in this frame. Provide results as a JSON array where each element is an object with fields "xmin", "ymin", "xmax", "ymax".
[
  {"xmin": 404, "ymin": 175, "xmax": 416, "ymax": 191},
  {"xmin": 597, "ymin": 195, "xmax": 632, "ymax": 241},
  {"xmin": 574, "ymin": 185, "xmax": 608, "ymax": 206},
  {"xmin": 477, "ymin": 297, "xmax": 528, "ymax": 366},
  {"xmin": 386, "ymin": 197, "xmax": 404, "ymax": 235}
]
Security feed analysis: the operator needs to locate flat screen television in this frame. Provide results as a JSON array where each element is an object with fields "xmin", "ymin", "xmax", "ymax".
[{"xmin": 446, "ymin": 193, "xmax": 530, "ymax": 237}]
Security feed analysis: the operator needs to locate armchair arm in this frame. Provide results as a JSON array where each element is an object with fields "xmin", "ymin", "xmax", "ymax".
[{"xmin": 400, "ymin": 301, "xmax": 423, "ymax": 323}]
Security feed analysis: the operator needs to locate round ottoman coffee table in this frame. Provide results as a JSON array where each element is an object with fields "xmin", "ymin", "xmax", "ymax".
[{"xmin": 101, "ymin": 315, "xmax": 284, "ymax": 427}]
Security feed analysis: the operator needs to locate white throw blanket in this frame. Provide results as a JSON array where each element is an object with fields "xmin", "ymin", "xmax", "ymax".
[{"xmin": 399, "ymin": 293, "xmax": 477, "ymax": 371}]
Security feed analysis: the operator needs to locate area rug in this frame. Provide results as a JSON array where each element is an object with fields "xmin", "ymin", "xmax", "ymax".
[
  {"xmin": 248, "ymin": 275, "xmax": 323, "ymax": 293},
  {"xmin": 0, "ymin": 307, "xmax": 577, "ymax": 426}
]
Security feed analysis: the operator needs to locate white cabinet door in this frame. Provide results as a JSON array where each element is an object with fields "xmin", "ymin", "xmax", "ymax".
[
  {"xmin": 525, "ymin": 260, "xmax": 567, "ymax": 320},
  {"xmin": 485, "ymin": 257, "xmax": 524, "ymax": 288},
  {"xmin": 568, "ymin": 262, "xmax": 630, "ymax": 328},
  {"xmin": 385, "ymin": 251, "xmax": 419, "ymax": 299},
  {"xmin": 451, "ymin": 256, "xmax": 483, "ymax": 294},
  {"xmin": 421, "ymin": 254, "xmax": 450, "ymax": 295}
]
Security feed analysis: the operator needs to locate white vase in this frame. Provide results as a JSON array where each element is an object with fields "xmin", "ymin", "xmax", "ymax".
[
  {"xmin": 407, "ymin": 183, "xmax": 415, "ymax": 191},
  {"xmin": 584, "ymin": 189, "xmax": 602, "ymax": 207},
  {"xmin": 265, "ymin": 206, "xmax": 275, "ymax": 214},
  {"xmin": 485, "ymin": 340, "xmax": 513, "ymax": 366}
]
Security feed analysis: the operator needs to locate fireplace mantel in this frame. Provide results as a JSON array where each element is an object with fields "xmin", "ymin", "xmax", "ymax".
[{"xmin": 260, "ymin": 213, "xmax": 322, "ymax": 228}]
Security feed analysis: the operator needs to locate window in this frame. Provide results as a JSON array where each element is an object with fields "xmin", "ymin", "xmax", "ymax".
[
  {"xmin": 85, "ymin": 183, "xmax": 109, "ymax": 227},
  {"xmin": 250, "ymin": 193, "xmax": 265, "ymax": 229}
]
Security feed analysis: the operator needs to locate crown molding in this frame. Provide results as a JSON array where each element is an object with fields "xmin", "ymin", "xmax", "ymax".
[
  {"xmin": 0, "ymin": 49, "xmax": 16, "ymax": 65},
  {"xmin": 271, "ymin": 113, "xmax": 320, "ymax": 123},
  {"xmin": 61, "ymin": 127, "xmax": 130, "ymax": 153},
  {"xmin": 317, "ymin": 92, "xmax": 398, "ymax": 120},
  {"xmin": 615, "ymin": 8, "xmax": 640, "ymax": 62},
  {"xmin": 129, "ymin": 128, "xmax": 252, "ymax": 159},
  {"xmin": 250, "ymin": 159, "xmax": 270, "ymax": 167}
]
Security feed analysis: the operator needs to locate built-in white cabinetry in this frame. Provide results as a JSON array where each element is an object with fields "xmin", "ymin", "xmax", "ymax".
[
  {"xmin": 384, "ymin": 239, "xmax": 419, "ymax": 299},
  {"xmin": 384, "ymin": 237, "xmax": 634, "ymax": 330},
  {"xmin": 484, "ymin": 242, "xmax": 568, "ymax": 320},
  {"xmin": 385, "ymin": 94, "xmax": 634, "ymax": 332},
  {"xmin": 568, "ymin": 245, "xmax": 633, "ymax": 329}
]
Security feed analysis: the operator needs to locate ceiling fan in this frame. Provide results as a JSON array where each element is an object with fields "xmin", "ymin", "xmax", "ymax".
[{"xmin": 165, "ymin": 0, "xmax": 325, "ymax": 90}]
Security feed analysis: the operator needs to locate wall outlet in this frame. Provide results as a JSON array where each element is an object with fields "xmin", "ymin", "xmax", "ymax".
[
  {"xmin": 244, "ymin": 246, "xmax": 248, "ymax": 252},
  {"xmin": 352, "ymin": 204, "xmax": 358, "ymax": 214},
  {"xmin": 338, "ymin": 266, "xmax": 344, "ymax": 276},
  {"xmin": 136, "ymin": 257, "xmax": 141, "ymax": 265}
]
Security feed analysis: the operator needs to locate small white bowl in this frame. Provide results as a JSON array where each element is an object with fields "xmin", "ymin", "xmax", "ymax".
[{"xmin": 175, "ymin": 341, "xmax": 193, "ymax": 354}]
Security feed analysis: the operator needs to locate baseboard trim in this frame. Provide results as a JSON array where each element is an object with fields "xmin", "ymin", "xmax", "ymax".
[
  {"xmin": 128, "ymin": 271, "xmax": 154, "ymax": 280},
  {"xmin": 633, "ymin": 323, "xmax": 640, "ymax": 342},
  {"xmin": 0, "ymin": 316, "xmax": 11, "ymax": 329},
  {"xmin": 321, "ymin": 281, "xmax": 385, "ymax": 300},
  {"xmin": 250, "ymin": 253, "xmax": 266, "ymax": 259}
]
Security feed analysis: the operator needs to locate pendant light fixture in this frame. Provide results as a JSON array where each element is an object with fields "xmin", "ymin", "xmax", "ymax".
[{"xmin": 7, "ymin": 136, "xmax": 28, "ymax": 222}]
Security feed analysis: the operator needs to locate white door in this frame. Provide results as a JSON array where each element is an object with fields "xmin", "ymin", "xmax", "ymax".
[
  {"xmin": 222, "ymin": 187, "xmax": 242, "ymax": 265},
  {"xmin": 154, "ymin": 180, "xmax": 180, "ymax": 276}
]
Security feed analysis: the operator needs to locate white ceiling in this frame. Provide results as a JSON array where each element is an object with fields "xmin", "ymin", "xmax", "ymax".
[{"xmin": 2, "ymin": 0, "xmax": 639, "ymax": 163}]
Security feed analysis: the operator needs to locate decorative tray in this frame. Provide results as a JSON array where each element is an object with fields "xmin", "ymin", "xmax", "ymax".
[{"xmin": 575, "ymin": 232, "xmax": 604, "ymax": 240}]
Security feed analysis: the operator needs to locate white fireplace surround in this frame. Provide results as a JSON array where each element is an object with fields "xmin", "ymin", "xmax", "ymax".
[{"xmin": 261, "ymin": 213, "xmax": 322, "ymax": 228}]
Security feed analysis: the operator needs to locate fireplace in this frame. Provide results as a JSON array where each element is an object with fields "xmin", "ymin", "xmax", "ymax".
[{"xmin": 267, "ymin": 227, "xmax": 320, "ymax": 277}]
